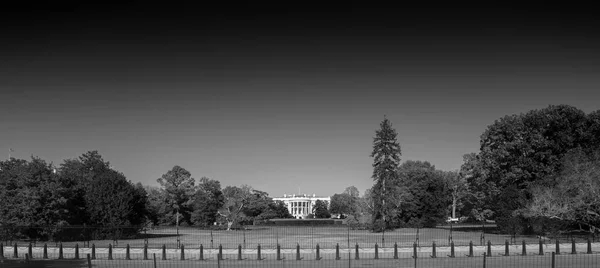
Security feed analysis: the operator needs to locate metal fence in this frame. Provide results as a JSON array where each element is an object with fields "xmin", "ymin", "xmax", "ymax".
[
  {"xmin": 1, "ymin": 225, "xmax": 600, "ymax": 267},
  {"xmin": 2, "ymin": 244, "xmax": 600, "ymax": 268},
  {"xmin": 1, "ymin": 224, "xmax": 597, "ymax": 250}
]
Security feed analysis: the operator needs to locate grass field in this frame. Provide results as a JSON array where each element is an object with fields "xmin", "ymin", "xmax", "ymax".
[{"xmin": 5, "ymin": 225, "xmax": 583, "ymax": 250}]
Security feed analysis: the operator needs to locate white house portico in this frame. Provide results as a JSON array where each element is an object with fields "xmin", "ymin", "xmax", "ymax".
[{"xmin": 273, "ymin": 194, "xmax": 331, "ymax": 219}]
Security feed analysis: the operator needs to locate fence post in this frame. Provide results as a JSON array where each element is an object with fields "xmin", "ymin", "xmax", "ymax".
[
  {"xmin": 277, "ymin": 244, "xmax": 281, "ymax": 260},
  {"xmin": 219, "ymin": 244, "xmax": 223, "ymax": 260},
  {"xmin": 91, "ymin": 244, "xmax": 95, "ymax": 260},
  {"xmin": 487, "ymin": 240, "xmax": 491, "ymax": 257},
  {"xmin": 28, "ymin": 243, "xmax": 32, "ymax": 259},
  {"xmin": 162, "ymin": 244, "xmax": 166, "ymax": 260},
  {"xmin": 87, "ymin": 254, "xmax": 92, "ymax": 268},
  {"xmin": 551, "ymin": 252, "xmax": 556, "ymax": 268},
  {"xmin": 571, "ymin": 239, "xmax": 576, "ymax": 254},
  {"xmin": 296, "ymin": 243, "xmax": 302, "ymax": 260},
  {"xmin": 522, "ymin": 240, "xmax": 526, "ymax": 256},
  {"xmin": 0, "ymin": 242, "xmax": 3, "ymax": 259},
  {"xmin": 315, "ymin": 244, "xmax": 321, "ymax": 260},
  {"xmin": 335, "ymin": 243, "xmax": 340, "ymax": 260},
  {"xmin": 238, "ymin": 244, "xmax": 242, "ymax": 260},
  {"xmin": 153, "ymin": 253, "xmax": 157, "ymax": 268},
  {"xmin": 180, "ymin": 244, "xmax": 185, "ymax": 260},
  {"xmin": 125, "ymin": 244, "xmax": 130, "ymax": 260},
  {"xmin": 108, "ymin": 244, "xmax": 112, "ymax": 260},
  {"xmin": 483, "ymin": 253, "xmax": 486, "ymax": 268},
  {"xmin": 25, "ymin": 253, "xmax": 29, "ymax": 263},
  {"xmin": 539, "ymin": 239, "xmax": 544, "ymax": 255},
  {"xmin": 58, "ymin": 243, "xmax": 63, "ymax": 259},
  {"xmin": 256, "ymin": 244, "xmax": 260, "ymax": 260},
  {"xmin": 449, "ymin": 241, "xmax": 455, "ymax": 258},
  {"xmin": 374, "ymin": 243, "xmax": 379, "ymax": 259},
  {"xmin": 431, "ymin": 241, "xmax": 437, "ymax": 258},
  {"xmin": 588, "ymin": 238, "xmax": 592, "ymax": 254},
  {"xmin": 43, "ymin": 243, "xmax": 48, "ymax": 259},
  {"xmin": 200, "ymin": 244, "xmax": 204, "ymax": 260},
  {"xmin": 13, "ymin": 243, "xmax": 17, "ymax": 258},
  {"xmin": 394, "ymin": 242, "xmax": 398, "ymax": 259},
  {"xmin": 504, "ymin": 240, "xmax": 509, "ymax": 256},
  {"xmin": 468, "ymin": 241, "xmax": 473, "ymax": 257},
  {"xmin": 75, "ymin": 243, "xmax": 80, "ymax": 260},
  {"xmin": 144, "ymin": 244, "xmax": 148, "ymax": 260},
  {"xmin": 413, "ymin": 242, "xmax": 417, "ymax": 259},
  {"xmin": 355, "ymin": 243, "xmax": 359, "ymax": 260},
  {"xmin": 556, "ymin": 240, "xmax": 560, "ymax": 255}
]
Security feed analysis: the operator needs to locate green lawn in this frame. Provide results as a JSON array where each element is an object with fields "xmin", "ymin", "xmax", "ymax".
[{"xmin": 2, "ymin": 226, "xmax": 567, "ymax": 249}]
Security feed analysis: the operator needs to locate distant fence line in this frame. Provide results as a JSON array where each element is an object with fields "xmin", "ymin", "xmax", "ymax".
[
  {"xmin": 2, "ymin": 238, "xmax": 600, "ymax": 268},
  {"xmin": 1, "ymin": 225, "xmax": 597, "ymax": 250}
]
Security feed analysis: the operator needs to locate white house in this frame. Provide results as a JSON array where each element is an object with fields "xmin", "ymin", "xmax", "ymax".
[{"xmin": 273, "ymin": 193, "xmax": 331, "ymax": 219}]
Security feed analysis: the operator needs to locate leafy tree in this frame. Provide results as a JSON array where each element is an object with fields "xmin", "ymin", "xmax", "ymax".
[
  {"xmin": 241, "ymin": 189, "xmax": 272, "ymax": 224},
  {"xmin": 218, "ymin": 185, "xmax": 253, "ymax": 230},
  {"xmin": 191, "ymin": 177, "xmax": 224, "ymax": 226},
  {"xmin": 143, "ymin": 185, "xmax": 165, "ymax": 226},
  {"xmin": 585, "ymin": 110, "xmax": 600, "ymax": 149},
  {"xmin": 397, "ymin": 161, "xmax": 448, "ymax": 227},
  {"xmin": 255, "ymin": 201, "xmax": 293, "ymax": 221},
  {"xmin": 157, "ymin": 166, "xmax": 196, "ymax": 225},
  {"xmin": 343, "ymin": 186, "xmax": 360, "ymax": 198},
  {"xmin": 443, "ymin": 170, "xmax": 468, "ymax": 219},
  {"xmin": 330, "ymin": 193, "xmax": 357, "ymax": 217},
  {"xmin": 313, "ymin": 200, "xmax": 331, "ymax": 218},
  {"xmin": 524, "ymin": 149, "xmax": 600, "ymax": 235},
  {"xmin": 459, "ymin": 153, "xmax": 494, "ymax": 222},
  {"xmin": 85, "ymin": 169, "xmax": 147, "ymax": 227},
  {"xmin": 370, "ymin": 117, "xmax": 402, "ymax": 230},
  {"xmin": 477, "ymin": 105, "xmax": 592, "ymax": 232}
]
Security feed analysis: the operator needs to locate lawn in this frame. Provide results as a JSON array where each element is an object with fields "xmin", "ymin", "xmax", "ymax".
[{"xmin": 1, "ymin": 225, "xmax": 575, "ymax": 250}]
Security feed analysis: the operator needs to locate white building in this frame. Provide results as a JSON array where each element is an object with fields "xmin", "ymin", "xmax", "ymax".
[{"xmin": 273, "ymin": 194, "xmax": 331, "ymax": 219}]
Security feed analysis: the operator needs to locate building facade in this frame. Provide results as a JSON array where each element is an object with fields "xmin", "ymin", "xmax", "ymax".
[{"xmin": 273, "ymin": 194, "xmax": 331, "ymax": 219}]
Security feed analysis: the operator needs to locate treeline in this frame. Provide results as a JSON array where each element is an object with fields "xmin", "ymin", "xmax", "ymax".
[
  {"xmin": 328, "ymin": 163, "xmax": 460, "ymax": 230},
  {"xmin": 331, "ymin": 105, "xmax": 600, "ymax": 236},
  {"xmin": 0, "ymin": 151, "xmax": 292, "ymax": 241}
]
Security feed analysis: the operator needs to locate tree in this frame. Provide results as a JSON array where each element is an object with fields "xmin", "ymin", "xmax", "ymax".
[
  {"xmin": 524, "ymin": 149, "xmax": 600, "ymax": 235},
  {"xmin": 157, "ymin": 166, "xmax": 196, "ymax": 225},
  {"xmin": 191, "ymin": 177, "xmax": 224, "ymax": 226},
  {"xmin": 255, "ymin": 201, "xmax": 293, "ymax": 222},
  {"xmin": 218, "ymin": 185, "xmax": 253, "ymax": 230},
  {"xmin": 241, "ymin": 189, "xmax": 272, "ymax": 224},
  {"xmin": 343, "ymin": 186, "xmax": 360, "ymax": 198},
  {"xmin": 313, "ymin": 200, "xmax": 331, "ymax": 218},
  {"xmin": 370, "ymin": 117, "xmax": 402, "ymax": 230},
  {"xmin": 330, "ymin": 193, "xmax": 357, "ymax": 217},
  {"xmin": 0, "ymin": 157, "xmax": 76, "ymax": 241},
  {"xmin": 459, "ymin": 152, "xmax": 495, "ymax": 222},
  {"xmin": 475, "ymin": 105, "xmax": 600, "ymax": 233},
  {"xmin": 397, "ymin": 161, "xmax": 447, "ymax": 228},
  {"xmin": 144, "ymin": 185, "xmax": 166, "ymax": 226},
  {"xmin": 443, "ymin": 170, "xmax": 468, "ymax": 220},
  {"xmin": 85, "ymin": 169, "xmax": 147, "ymax": 227}
]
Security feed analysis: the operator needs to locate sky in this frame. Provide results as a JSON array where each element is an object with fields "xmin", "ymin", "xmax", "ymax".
[{"xmin": 1, "ymin": 3, "xmax": 599, "ymax": 197}]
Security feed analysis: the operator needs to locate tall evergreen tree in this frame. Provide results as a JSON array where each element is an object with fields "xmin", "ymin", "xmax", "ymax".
[{"xmin": 370, "ymin": 117, "xmax": 401, "ymax": 230}]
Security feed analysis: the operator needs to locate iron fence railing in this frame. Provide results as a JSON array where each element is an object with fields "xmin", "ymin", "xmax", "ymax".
[{"xmin": 0, "ymin": 225, "xmax": 597, "ymax": 250}]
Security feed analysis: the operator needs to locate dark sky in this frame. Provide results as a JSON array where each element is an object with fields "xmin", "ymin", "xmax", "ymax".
[{"xmin": 1, "ymin": 3, "xmax": 599, "ymax": 197}]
